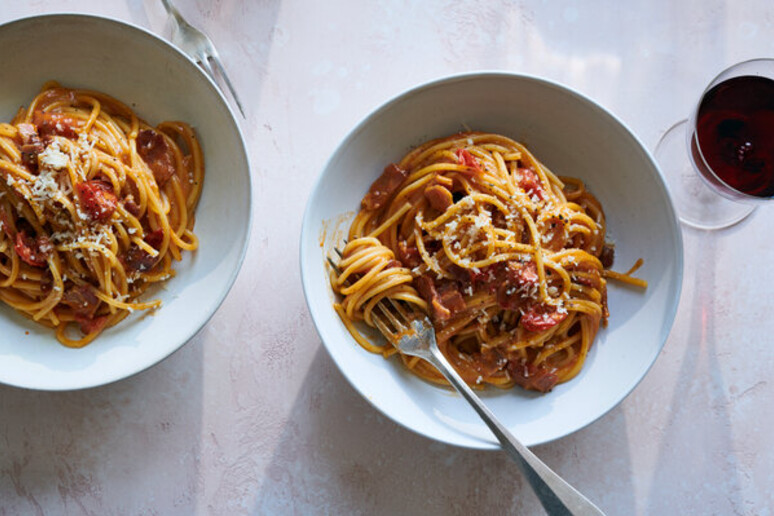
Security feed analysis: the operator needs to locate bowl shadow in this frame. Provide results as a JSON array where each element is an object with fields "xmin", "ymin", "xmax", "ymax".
[
  {"xmin": 251, "ymin": 344, "xmax": 637, "ymax": 514},
  {"xmin": 0, "ymin": 334, "xmax": 205, "ymax": 514}
]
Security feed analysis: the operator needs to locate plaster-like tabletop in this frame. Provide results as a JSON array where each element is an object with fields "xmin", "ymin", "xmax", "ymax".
[{"xmin": 1, "ymin": 1, "xmax": 773, "ymax": 514}]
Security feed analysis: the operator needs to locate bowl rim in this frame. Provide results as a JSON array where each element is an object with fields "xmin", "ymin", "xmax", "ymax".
[
  {"xmin": 0, "ymin": 12, "xmax": 253, "ymax": 391},
  {"xmin": 300, "ymin": 70, "xmax": 684, "ymax": 448},
  {"xmin": 0, "ymin": 11, "xmax": 244, "ymax": 121}
]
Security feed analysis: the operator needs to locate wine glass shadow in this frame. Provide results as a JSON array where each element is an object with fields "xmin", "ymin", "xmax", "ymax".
[{"xmin": 643, "ymin": 228, "xmax": 744, "ymax": 514}]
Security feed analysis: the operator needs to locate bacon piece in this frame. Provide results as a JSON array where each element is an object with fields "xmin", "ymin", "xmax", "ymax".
[
  {"xmin": 416, "ymin": 275, "xmax": 448, "ymax": 321},
  {"xmin": 448, "ymin": 264, "xmax": 477, "ymax": 288},
  {"xmin": 448, "ymin": 262, "xmax": 503, "ymax": 295},
  {"xmin": 437, "ymin": 283, "xmax": 466, "ymax": 313},
  {"xmin": 572, "ymin": 261, "xmax": 602, "ymax": 289},
  {"xmin": 416, "ymin": 275, "xmax": 466, "ymax": 322},
  {"xmin": 76, "ymin": 180, "xmax": 118, "ymax": 222},
  {"xmin": 124, "ymin": 247, "xmax": 156, "ymax": 273},
  {"xmin": 136, "ymin": 129, "xmax": 176, "ymax": 186},
  {"xmin": 424, "ymin": 184, "xmax": 453, "ymax": 211},
  {"xmin": 492, "ymin": 210, "xmax": 507, "ymax": 229},
  {"xmin": 497, "ymin": 261, "xmax": 539, "ymax": 311},
  {"xmin": 17, "ymin": 123, "xmax": 44, "ymax": 172},
  {"xmin": 518, "ymin": 167, "xmax": 544, "ymax": 200},
  {"xmin": 0, "ymin": 206, "xmax": 14, "ymax": 240},
  {"xmin": 33, "ymin": 111, "xmax": 79, "ymax": 139},
  {"xmin": 14, "ymin": 231, "xmax": 52, "ymax": 268},
  {"xmin": 40, "ymin": 281, "xmax": 53, "ymax": 294},
  {"xmin": 124, "ymin": 247, "xmax": 156, "ymax": 272},
  {"xmin": 539, "ymin": 216, "xmax": 567, "ymax": 252},
  {"xmin": 397, "ymin": 240, "xmax": 421, "ymax": 268},
  {"xmin": 361, "ymin": 163, "xmax": 407, "ymax": 210},
  {"xmin": 455, "ymin": 148, "xmax": 482, "ymax": 175},
  {"xmin": 520, "ymin": 304, "xmax": 568, "ymax": 332},
  {"xmin": 477, "ymin": 347, "xmax": 508, "ymax": 377},
  {"xmin": 17, "ymin": 123, "xmax": 39, "ymax": 143},
  {"xmin": 385, "ymin": 259, "xmax": 403, "ymax": 269},
  {"xmin": 423, "ymin": 237, "xmax": 442, "ymax": 254},
  {"xmin": 475, "ymin": 263, "xmax": 503, "ymax": 291},
  {"xmin": 123, "ymin": 196, "xmax": 141, "ymax": 217},
  {"xmin": 74, "ymin": 314, "xmax": 109, "ymax": 335},
  {"xmin": 122, "ymin": 229, "xmax": 164, "ymax": 273},
  {"xmin": 61, "ymin": 284, "xmax": 101, "ymax": 319},
  {"xmin": 507, "ymin": 360, "xmax": 560, "ymax": 392},
  {"xmin": 144, "ymin": 228, "xmax": 164, "ymax": 249},
  {"xmin": 599, "ymin": 242, "xmax": 615, "ymax": 269}
]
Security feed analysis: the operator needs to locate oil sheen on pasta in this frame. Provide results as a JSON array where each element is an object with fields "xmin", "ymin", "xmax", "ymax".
[
  {"xmin": 331, "ymin": 132, "xmax": 646, "ymax": 393},
  {"xmin": 0, "ymin": 82, "xmax": 204, "ymax": 347}
]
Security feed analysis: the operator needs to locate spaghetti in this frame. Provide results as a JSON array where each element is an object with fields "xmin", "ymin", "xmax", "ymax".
[
  {"xmin": 331, "ymin": 132, "xmax": 646, "ymax": 392},
  {"xmin": 0, "ymin": 82, "xmax": 203, "ymax": 347}
]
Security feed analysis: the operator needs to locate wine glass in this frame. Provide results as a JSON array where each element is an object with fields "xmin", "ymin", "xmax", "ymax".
[{"xmin": 655, "ymin": 58, "xmax": 774, "ymax": 230}]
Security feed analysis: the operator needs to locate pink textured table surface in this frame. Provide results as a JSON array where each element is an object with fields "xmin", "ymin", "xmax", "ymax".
[{"xmin": 2, "ymin": 1, "xmax": 773, "ymax": 514}]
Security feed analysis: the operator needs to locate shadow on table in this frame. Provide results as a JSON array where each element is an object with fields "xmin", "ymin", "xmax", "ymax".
[
  {"xmin": 252, "ymin": 343, "xmax": 638, "ymax": 515},
  {"xmin": 0, "ymin": 333, "xmax": 205, "ymax": 514},
  {"xmin": 643, "ymin": 228, "xmax": 744, "ymax": 514}
]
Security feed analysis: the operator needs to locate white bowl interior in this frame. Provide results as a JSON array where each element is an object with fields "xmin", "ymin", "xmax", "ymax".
[
  {"xmin": 0, "ymin": 14, "xmax": 250, "ymax": 390},
  {"xmin": 301, "ymin": 73, "xmax": 683, "ymax": 448}
]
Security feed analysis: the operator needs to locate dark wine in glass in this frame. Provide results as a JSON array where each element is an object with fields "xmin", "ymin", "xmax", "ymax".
[
  {"xmin": 693, "ymin": 75, "xmax": 774, "ymax": 198},
  {"xmin": 656, "ymin": 59, "xmax": 774, "ymax": 229}
]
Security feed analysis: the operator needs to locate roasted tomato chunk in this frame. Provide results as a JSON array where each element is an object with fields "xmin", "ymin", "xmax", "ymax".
[
  {"xmin": 33, "ymin": 111, "xmax": 79, "ymax": 139},
  {"xmin": 77, "ymin": 180, "xmax": 118, "ymax": 222},
  {"xmin": 520, "ymin": 304, "xmax": 567, "ymax": 332},
  {"xmin": 518, "ymin": 167, "xmax": 544, "ymax": 200},
  {"xmin": 456, "ymin": 148, "xmax": 482, "ymax": 174},
  {"xmin": 497, "ymin": 261, "xmax": 539, "ymax": 311}
]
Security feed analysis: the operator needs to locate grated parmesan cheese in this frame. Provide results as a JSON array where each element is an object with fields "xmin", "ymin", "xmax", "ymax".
[
  {"xmin": 38, "ymin": 141, "xmax": 70, "ymax": 170},
  {"xmin": 30, "ymin": 168, "xmax": 63, "ymax": 205}
]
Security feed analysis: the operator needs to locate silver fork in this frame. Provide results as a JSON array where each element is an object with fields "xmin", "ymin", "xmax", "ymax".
[
  {"xmin": 372, "ymin": 301, "xmax": 605, "ymax": 516},
  {"xmin": 160, "ymin": 0, "xmax": 246, "ymax": 118},
  {"xmin": 329, "ymin": 249, "xmax": 604, "ymax": 515}
]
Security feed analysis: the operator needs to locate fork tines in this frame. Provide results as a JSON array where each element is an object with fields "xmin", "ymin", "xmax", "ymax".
[
  {"xmin": 161, "ymin": 0, "xmax": 246, "ymax": 118},
  {"xmin": 372, "ymin": 300, "xmax": 409, "ymax": 343}
]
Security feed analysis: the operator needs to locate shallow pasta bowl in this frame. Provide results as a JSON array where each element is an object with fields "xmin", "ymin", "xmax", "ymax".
[
  {"xmin": 300, "ymin": 72, "xmax": 683, "ymax": 449},
  {"xmin": 0, "ymin": 14, "xmax": 250, "ymax": 390}
]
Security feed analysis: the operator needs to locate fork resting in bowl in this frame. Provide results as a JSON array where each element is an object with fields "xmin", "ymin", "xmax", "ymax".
[{"xmin": 330, "ymin": 249, "xmax": 605, "ymax": 516}]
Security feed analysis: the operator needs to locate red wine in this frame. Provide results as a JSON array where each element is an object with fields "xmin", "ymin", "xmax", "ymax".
[{"xmin": 694, "ymin": 75, "xmax": 774, "ymax": 197}]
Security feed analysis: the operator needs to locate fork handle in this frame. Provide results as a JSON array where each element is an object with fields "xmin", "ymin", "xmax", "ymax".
[{"xmin": 426, "ymin": 346, "xmax": 605, "ymax": 516}]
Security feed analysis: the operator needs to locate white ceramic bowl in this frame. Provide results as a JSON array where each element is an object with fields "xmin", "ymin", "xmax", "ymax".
[
  {"xmin": 0, "ymin": 14, "xmax": 251, "ymax": 390},
  {"xmin": 301, "ymin": 72, "xmax": 683, "ymax": 448}
]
